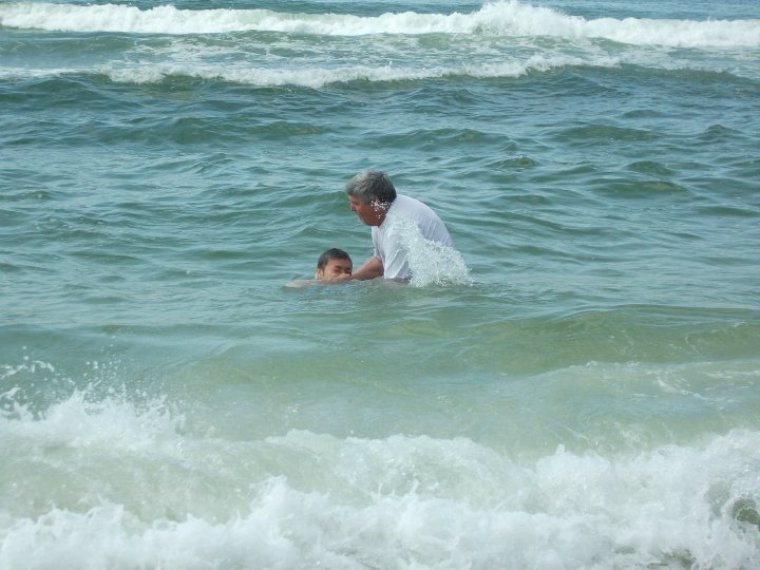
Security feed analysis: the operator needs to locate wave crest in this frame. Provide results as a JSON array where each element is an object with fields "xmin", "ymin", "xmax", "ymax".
[{"xmin": 1, "ymin": 1, "xmax": 758, "ymax": 47}]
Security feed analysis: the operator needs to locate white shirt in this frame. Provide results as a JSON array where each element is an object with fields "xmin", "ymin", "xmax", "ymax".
[{"xmin": 371, "ymin": 194, "xmax": 454, "ymax": 280}]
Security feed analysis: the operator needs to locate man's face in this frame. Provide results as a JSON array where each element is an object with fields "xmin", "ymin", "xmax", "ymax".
[
  {"xmin": 316, "ymin": 258, "xmax": 353, "ymax": 282},
  {"xmin": 349, "ymin": 195, "xmax": 385, "ymax": 226}
]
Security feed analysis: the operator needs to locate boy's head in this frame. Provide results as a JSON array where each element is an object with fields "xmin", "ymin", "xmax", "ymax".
[{"xmin": 315, "ymin": 248, "xmax": 353, "ymax": 282}]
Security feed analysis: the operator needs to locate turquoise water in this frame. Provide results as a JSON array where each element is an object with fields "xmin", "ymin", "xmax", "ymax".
[{"xmin": 2, "ymin": 0, "xmax": 760, "ymax": 567}]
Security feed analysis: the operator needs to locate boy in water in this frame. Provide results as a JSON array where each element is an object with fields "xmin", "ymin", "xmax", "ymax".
[
  {"xmin": 285, "ymin": 248, "xmax": 353, "ymax": 287},
  {"xmin": 315, "ymin": 248, "xmax": 353, "ymax": 282}
]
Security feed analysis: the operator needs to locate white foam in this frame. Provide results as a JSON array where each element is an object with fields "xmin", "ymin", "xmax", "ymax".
[
  {"xmin": 1, "ymin": 386, "xmax": 183, "ymax": 452},
  {"xmin": 476, "ymin": 2, "xmax": 760, "ymax": 47},
  {"xmin": 1, "ymin": 1, "xmax": 758, "ymax": 47},
  {"xmin": 0, "ymin": 357, "xmax": 55, "ymax": 380},
  {"xmin": 0, "ymin": 52, "xmax": 618, "ymax": 87},
  {"xmin": 2, "ymin": 383, "xmax": 760, "ymax": 569},
  {"xmin": 2, "ymin": 1, "xmax": 757, "ymax": 86},
  {"xmin": 2, "ymin": 427, "xmax": 760, "ymax": 568}
]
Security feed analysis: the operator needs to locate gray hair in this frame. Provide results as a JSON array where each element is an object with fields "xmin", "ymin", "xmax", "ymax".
[{"xmin": 345, "ymin": 170, "xmax": 397, "ymax": 205}]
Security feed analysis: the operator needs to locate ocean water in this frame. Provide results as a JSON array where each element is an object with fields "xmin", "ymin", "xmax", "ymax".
[{"xmin": 2, "ymin": 0, "xmax": 760, "ymax": 567}]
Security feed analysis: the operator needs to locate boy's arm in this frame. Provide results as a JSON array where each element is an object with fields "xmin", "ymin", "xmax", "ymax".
[{"xmin": 350, "ymin": 256, "xmax": 383, "ymax": 280}]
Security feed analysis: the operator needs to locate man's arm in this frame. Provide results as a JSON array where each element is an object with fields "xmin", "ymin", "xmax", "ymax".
[{"xmin": 350, "ymin": 256, "xmax": 384, "ymax": 280}]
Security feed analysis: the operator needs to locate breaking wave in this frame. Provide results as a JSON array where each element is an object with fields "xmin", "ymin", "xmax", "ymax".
[{"xmin": 1, "ymin": 1, "xmax": 759, "ymax": 47}]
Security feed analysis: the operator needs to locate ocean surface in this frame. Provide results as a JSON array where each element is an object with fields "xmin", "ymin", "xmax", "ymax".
[{"xmin": 2, "ymin": 0, "xmax": 760, "ymax": 568}]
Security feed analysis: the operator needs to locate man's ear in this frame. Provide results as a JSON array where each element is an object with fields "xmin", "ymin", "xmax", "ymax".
[{"xmin": 315, "ymin": 268, "xmax": 324, "ymax": 280}]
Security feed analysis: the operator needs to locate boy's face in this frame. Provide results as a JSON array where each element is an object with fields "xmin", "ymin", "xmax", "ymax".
[{"xmin": 316, "ymin": 258, "xmax": 353, "ymax": 282}]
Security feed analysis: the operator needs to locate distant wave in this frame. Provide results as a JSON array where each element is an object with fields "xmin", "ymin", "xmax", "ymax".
[
  {"xmin": 1, "ymin": 1, "xmax": 759, "ymax": 48},
  {"xmin": 0, "ymin": 54, "xmax": 623, "ymax": 87}
]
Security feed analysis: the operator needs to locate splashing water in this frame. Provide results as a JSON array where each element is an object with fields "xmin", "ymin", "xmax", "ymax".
[{"xmin": 388, "ymin": 218, "xmax": 472, "ymax": 287}]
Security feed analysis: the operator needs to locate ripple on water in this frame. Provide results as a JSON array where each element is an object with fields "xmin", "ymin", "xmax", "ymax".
[
  {"xmin": 626, "ymin": 160, "xmax": 675, "ymax": 177},
  {"xmin": 555, "ymin": 123, "xmax": 663, "ymax": 145},
  {"xmin": 589, "ymin": 177, "xmax": 688, "ymax": 200}
]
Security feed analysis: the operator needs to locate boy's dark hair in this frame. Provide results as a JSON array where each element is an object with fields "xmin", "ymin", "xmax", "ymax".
[{"xmin": 316, "ymin": 248, "xmax": 352, "ymax": 270}]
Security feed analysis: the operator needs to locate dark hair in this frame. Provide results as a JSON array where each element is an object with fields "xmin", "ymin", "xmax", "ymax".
[
  {"xmin": 345, "ymin": 170, "xmax": 397, "ymax": 205},
  {"xmin": 316, "ymin": 248, "xmax": 352, "ymax": 270}
]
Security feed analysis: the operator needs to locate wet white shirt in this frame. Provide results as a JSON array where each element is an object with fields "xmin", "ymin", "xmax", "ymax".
[{"xmin": 371, "ymin": 194, "xmax": 454, "ymax": 280}]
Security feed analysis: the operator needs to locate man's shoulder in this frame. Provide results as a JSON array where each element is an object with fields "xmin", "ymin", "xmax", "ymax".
[
  {"xmin": 395, "ymin": 193, "xmax": 418, "ymax": 205},
  {"xmin": 393, "ymin": 193, "xmax": 432, "ymax": 214}
]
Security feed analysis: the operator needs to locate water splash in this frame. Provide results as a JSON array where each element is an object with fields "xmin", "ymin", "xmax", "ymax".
[{"xmin": 388, "ymin": 218, "xmax": 472, "ymax": 287}]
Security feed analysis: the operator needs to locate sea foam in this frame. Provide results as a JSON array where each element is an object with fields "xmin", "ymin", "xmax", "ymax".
[
  {"xmin": 1, "ymin": 1, "xmax": 758, "ymax": 47},
  {"xmin": 2, "ymin": 1, "xmax": 758, "ymax": 87},
  {"xmin": 0, "ymin": 52, "xmax": 621, "ymax": 87},
  {"xmin": 2, "ymin": 385, "xmax": 760, "ymax": 569},
  {"xmin": 3, "ymin": 419, "xmax": 760, "ymax": 567}
]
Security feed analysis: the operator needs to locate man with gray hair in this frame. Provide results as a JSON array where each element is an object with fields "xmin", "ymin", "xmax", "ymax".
[{"xmin": 345, "ymin": 170, "xmax": 454, "ymax": 281}]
